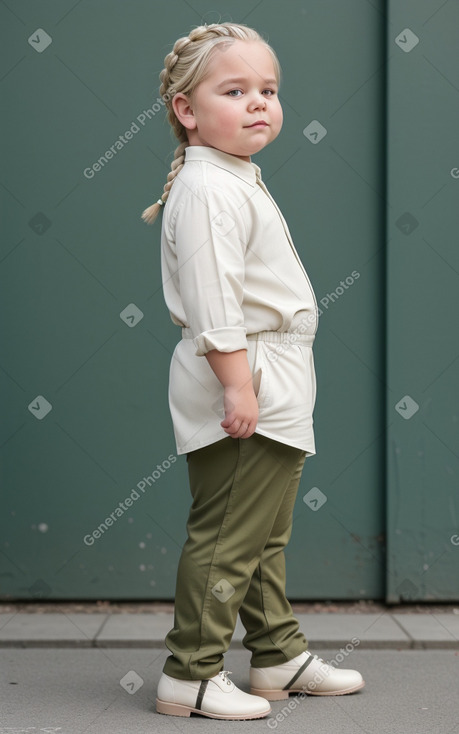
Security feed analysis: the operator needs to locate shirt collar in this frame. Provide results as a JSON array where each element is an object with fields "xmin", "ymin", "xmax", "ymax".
[{"xmin": 183, "ymin": 145, "xmax": 261, "ymax": 187}]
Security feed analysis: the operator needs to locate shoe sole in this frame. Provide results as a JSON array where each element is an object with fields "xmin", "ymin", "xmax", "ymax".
[
  {"xmin": 250, "ymin": 679, "xmax": 365, "ymax": 701},
  {"xmin": 156, "ymin": 698, "xmax": 272, "ymax": 720}
]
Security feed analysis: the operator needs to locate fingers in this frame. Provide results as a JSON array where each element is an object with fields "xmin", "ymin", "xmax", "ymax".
[
  {"xmin": 220, "ymin": 416, "xmax": 255, "ymax": 438},
  {"xmin": 220, "ymin": 385, "xmax": 258, "ymax": 439},
  {"xmin": 221, "ymin": 416, "xmax": 255, "ymax": 438},
  {"xmin": 240, "ymin": 423, "xmax": 255, "ymax": 438}
]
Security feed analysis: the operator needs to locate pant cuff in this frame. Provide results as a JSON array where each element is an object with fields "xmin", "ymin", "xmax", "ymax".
[{"xmin": 249, "ymin": 643, "xmax": 309, "ymax": 669}]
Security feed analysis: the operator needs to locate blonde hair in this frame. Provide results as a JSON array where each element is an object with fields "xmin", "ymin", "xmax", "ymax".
[{"xmin": 141, "ymin": 22, "xmax": 281, "ymax": 224}]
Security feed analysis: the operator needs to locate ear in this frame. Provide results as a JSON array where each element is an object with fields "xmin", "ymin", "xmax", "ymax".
[{"xmin": 172, "ymin": 92, "xmax": 197, "ymax": 130}]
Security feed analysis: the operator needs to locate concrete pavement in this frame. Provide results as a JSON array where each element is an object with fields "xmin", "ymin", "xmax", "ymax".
[
  {"xmin": 2, "ymin": 648, "xmax": 459, "ymax": 733},
  {"xmin": 0, "ymin": 611, "xmax": 458, "ymax": 733},
  {"xmin": 0, "ymin": 610, "xmax": 458, "ymax": 648}
]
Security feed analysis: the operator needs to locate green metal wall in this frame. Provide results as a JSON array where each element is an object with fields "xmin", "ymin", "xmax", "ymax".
[
  {"xmin": 385, "ymin": 0, "xmax": 459, "ymax": 601},
  {"xmin": 0, "ymin": 0, "xmax": 456, "ymax": 601}
]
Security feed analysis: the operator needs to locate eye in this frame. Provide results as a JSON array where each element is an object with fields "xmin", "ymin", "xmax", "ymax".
[
  {"xmin": 263, "ymin": 89, "xmax": 276, "ymax": 96},
  {"xmin": 227, "ymin": 89, "xmax": 242, "ymax": 97}
]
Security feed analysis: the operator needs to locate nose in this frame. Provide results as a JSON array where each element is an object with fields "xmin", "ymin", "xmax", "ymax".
[{"xmin": 248, "ymin": 90, "xmax": 267, "ymax": 110}]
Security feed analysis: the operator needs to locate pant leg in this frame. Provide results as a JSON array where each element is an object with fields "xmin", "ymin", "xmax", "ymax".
[
  {"xmin": 162, "ymin": 433, "xmax": 305, "ymax": 681},
  {"xmin": 238, "ymin": 450, "xmax": 309, "ymax": 668}
]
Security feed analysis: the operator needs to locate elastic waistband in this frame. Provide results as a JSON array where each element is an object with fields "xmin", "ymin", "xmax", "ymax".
[
  {"xmin": 181, "ymin": 327, "xmax": 314, "ymax": 347},
  {"xmin": 247, "ymin": 330, "xmax": 315, "ymax": 346}
]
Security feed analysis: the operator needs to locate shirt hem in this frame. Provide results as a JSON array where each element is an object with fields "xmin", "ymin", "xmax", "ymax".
[
  {"xmin": 254, "ymin": 428, "xmax": 316, "ymax": 457},
  {"xmin": 175, "ymin": 428, "xmax": 316, "ymax": 457}
]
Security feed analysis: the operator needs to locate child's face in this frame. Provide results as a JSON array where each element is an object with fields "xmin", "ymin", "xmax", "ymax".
[{"xmin": 173, "ymin": 40, "xmax": 283, "ymax": 161}]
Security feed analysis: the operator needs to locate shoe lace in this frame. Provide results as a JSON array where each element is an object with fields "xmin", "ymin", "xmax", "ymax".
[
  {"xmin": 218, "ymin": 670, "xmax": 233, "ymax": 687},
  {"xmin": 310, "ymin": 653, "xmax": 325, "ymax": 664},
  {"xmin": 306, "ymin": 652, "xmax": 331, "ymax": 670}
]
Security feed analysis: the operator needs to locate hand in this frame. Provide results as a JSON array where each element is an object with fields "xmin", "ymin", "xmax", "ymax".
[
  {"xmin": 221, "ymin": 383, "xmax": 259, "ymax": 439},
  {"xmin": 204, "ymin": 349, "xmax": 259, "ymax": 439}
]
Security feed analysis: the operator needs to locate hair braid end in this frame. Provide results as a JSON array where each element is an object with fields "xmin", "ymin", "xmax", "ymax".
[{"xmin": 141, "ymin": 199, "xmax": 164, "ymax": 225}]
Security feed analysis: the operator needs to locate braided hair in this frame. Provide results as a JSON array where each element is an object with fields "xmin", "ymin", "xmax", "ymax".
[{"xmin": 141, "ymin": 22, "xmax": 280, "ymax": 224}]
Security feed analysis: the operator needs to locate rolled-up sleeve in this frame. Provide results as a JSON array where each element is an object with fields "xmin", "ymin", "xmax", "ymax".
[{"xmin": 173, "ymin": 185, "xmax": 249, "ymax": 356}]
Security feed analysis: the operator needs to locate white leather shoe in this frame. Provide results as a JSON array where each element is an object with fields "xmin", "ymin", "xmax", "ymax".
[
  {"xmin": 250, "ymin": 651, "xmax": 365, "ymax": 700},
  {"xmin": 156, "ymin": 669, "xmax": 272, "ymax": 720}
]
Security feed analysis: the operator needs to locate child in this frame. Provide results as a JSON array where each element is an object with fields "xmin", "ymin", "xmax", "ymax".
[{"xmin": 142, "ymin": 22, "xmax": 364, "ymax": 721}]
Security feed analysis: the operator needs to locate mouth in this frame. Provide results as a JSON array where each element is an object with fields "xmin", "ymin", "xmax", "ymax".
[{"xmin": 246, "ymin": 121, "xmax": 268, "ymax": 127}]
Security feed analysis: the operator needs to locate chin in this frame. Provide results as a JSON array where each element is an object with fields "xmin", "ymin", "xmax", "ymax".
[{"xmin": 247, "ymin": 143, "xmax": 270, "ymax": 155}]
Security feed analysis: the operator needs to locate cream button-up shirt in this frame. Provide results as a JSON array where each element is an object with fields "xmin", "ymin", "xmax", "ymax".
[{"xmin": 160, "ymin": 145, "xmax": 319, "ymax": 456}]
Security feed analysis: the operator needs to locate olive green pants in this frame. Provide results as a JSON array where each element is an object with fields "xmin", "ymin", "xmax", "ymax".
[{"xmin": 162, "ymin": 432, "xmax": 309, "ymax": 680}]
